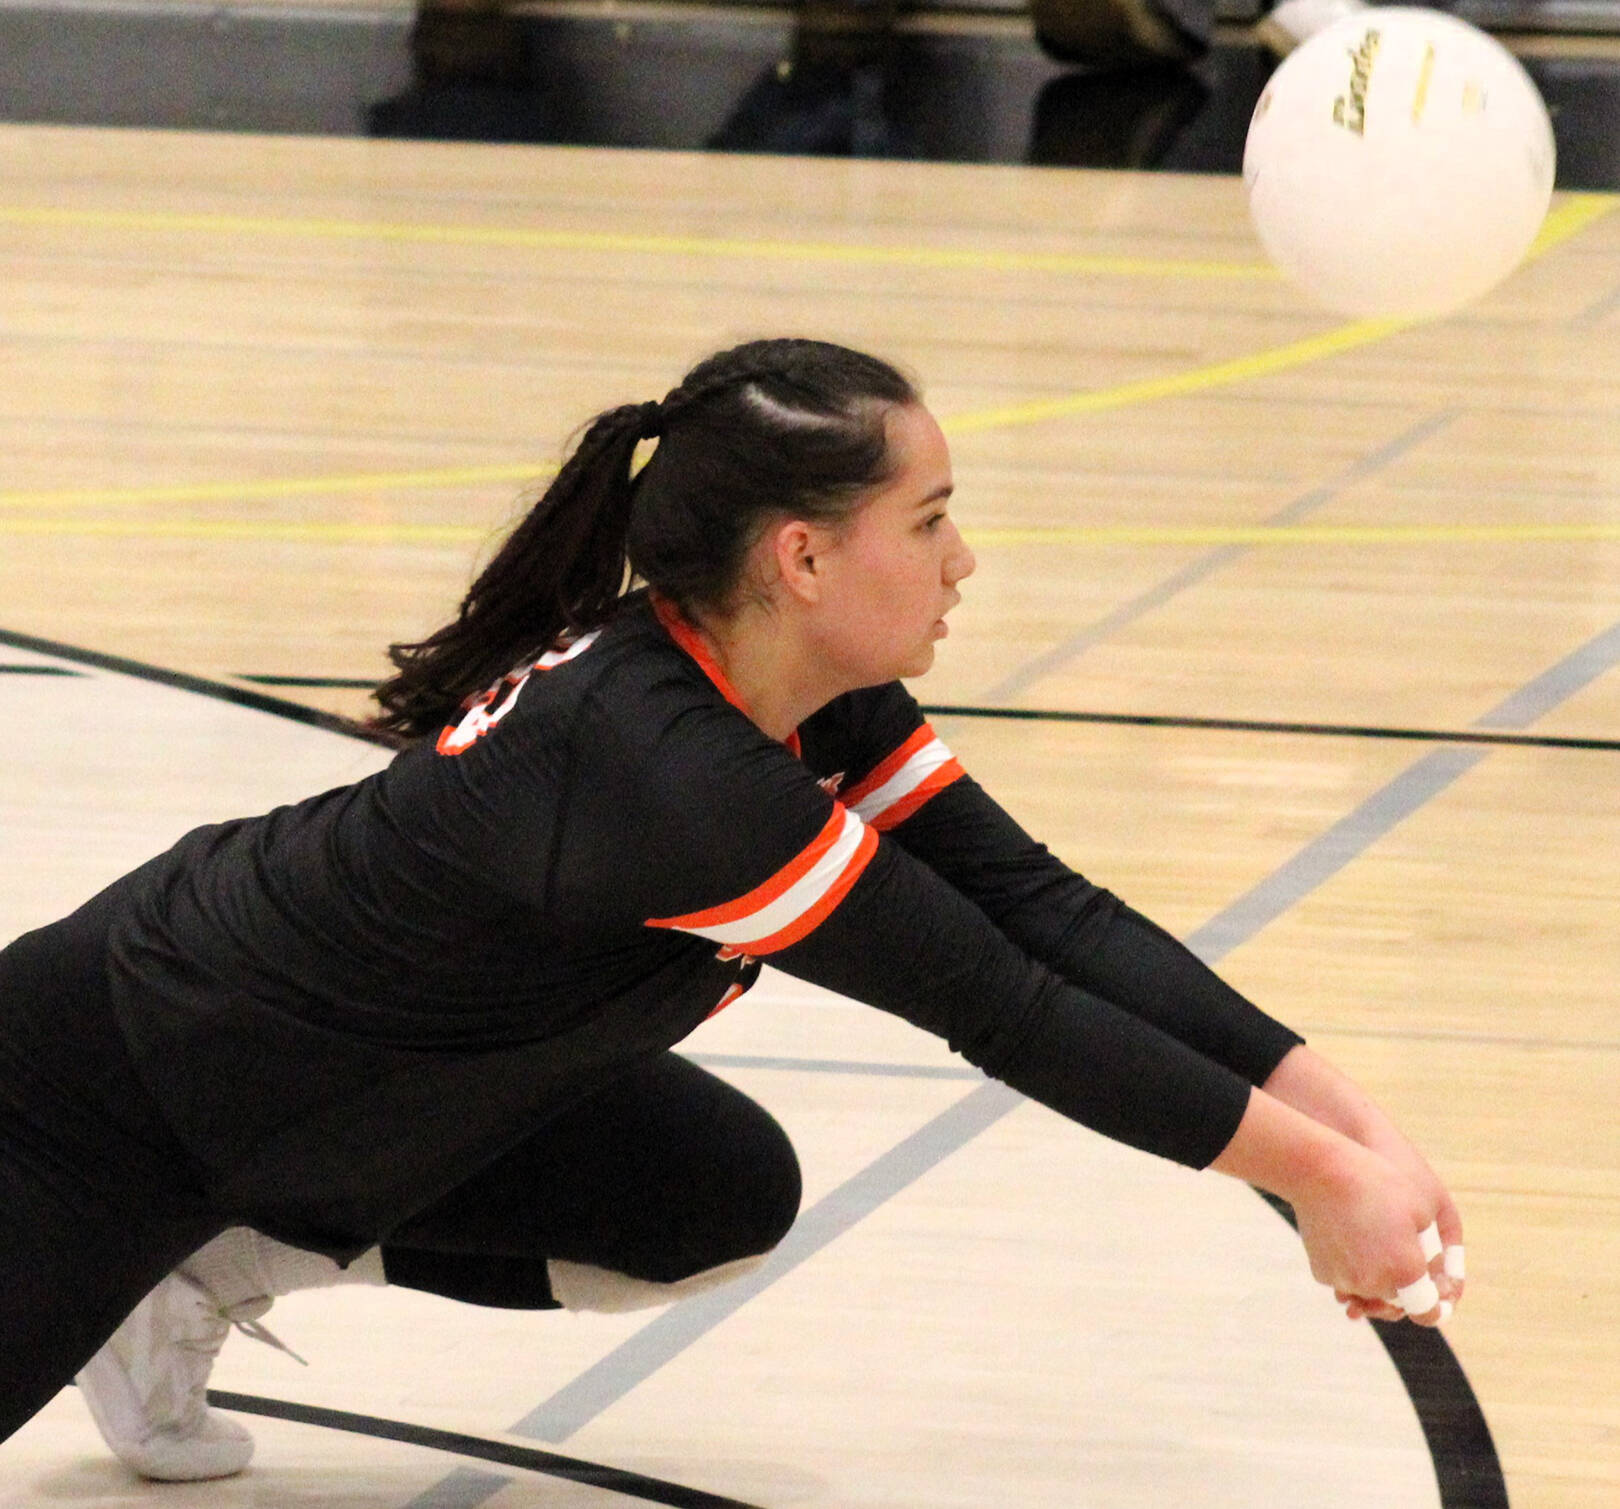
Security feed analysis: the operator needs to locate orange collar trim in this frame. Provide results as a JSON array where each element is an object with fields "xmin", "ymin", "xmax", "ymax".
[{"xmin": 650, "ymin": 594, "xmax": 802, "ymax": 758}]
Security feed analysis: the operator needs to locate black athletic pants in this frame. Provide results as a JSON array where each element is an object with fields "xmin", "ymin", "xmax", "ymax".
[{"xmin": 0, "ymin": 888, "xmax": 800, "ymax": 1442}]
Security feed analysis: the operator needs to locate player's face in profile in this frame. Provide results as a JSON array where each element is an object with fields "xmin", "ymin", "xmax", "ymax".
[{"xmin": 813, "ymin": 402, "xmax": 975, "ymax": 685}]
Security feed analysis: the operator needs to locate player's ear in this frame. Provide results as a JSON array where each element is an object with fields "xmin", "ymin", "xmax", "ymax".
[{"xmin": 772, "ymin": 519, "xmax": 826, "ymax": 604}]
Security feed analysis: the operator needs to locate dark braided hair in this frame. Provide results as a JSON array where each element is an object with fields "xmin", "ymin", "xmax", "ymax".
[{"xmin": 372, "ymin": 338, "xmax": 918, "ymax": 741}]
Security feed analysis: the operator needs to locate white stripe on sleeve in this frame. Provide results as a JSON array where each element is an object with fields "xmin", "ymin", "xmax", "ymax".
[
  {"xmin": 676, "ymin": 807, "xmax": 869, "ymax": 948},
  {"xmin": 849, "ymin": 737, "xmax": 956, "ymax": 825}
]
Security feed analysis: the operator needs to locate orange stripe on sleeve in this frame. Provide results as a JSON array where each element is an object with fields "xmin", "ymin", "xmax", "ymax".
[
  {"xmin": 841, "ymin": 724, "xmax": 936, "ymax": 809},
  {"xmin": 739, "ymin": 823, "xmax": 880, "ymax": 954},
  {"xmin": 867, "ymin": 759, "xmax": 966, "ymax": 831},
  {"xmin": 645, "ymin": 807, "xmax": 846, "ymax": 931}
]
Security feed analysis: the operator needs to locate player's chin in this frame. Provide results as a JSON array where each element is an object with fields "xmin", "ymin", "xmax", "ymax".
[{"xmin": 898, "ymin": 643, "xmax": 937, "ymax": 678}]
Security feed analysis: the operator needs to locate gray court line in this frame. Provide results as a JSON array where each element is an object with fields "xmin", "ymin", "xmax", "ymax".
[
  {"xmin": 1184, "ymin": 745, "xmax": 1484, "ymax": 963},
  {"xmin": 687, "ymin": 1052, "xmax": 983, "ymax": 1081},
  {"xmin": 980, "ymin": 409, "xmax": 1459, "ymax": 703},
  {"xmin": 496, "ymin": 610, "xmax": 1620, "ymax": 1452},
  {"xmin": 1474, "ymin": 618, "xmax": 1620, "ymax": 729},
  {"xmin": 509, "ymin": 1079, "xmax": 1022, "ymax": 1442},
  {"xmin": 399, "ymin": 1467, "xmax": 512, "ymax": 1509},
  {"xmin": 1186, "ymin": 618, "xmax": 1620, "ymax": 963}
]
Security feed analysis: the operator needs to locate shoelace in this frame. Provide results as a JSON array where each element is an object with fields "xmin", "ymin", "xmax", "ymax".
[
  {"xmin": 173, "ymin": 1270, "xmax": 311, "ymax": 1367},
  {"xmin": 227, "ymin": 1310, "xmax": 309, "ymax": 1367}
]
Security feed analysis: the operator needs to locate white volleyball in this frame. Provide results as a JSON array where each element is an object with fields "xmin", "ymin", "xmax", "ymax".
[{"xmin": 1243, "ymin": 8, "xmax": 1556, "ymax": 317}]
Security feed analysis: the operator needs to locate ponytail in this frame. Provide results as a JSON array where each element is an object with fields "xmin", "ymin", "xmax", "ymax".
[
  {"xmin": 373, "ymin": 338, "xmax": 917, "ymax": 742},
  {"xmin": 373, "ymin": 403, "xmax": 647, "ymax": 739}
]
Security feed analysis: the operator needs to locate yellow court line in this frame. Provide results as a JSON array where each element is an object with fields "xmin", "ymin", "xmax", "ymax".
[
  {"xmin": 0, "ymin": 517, "xmax": 491, "ymax": 544},
  {"xmin": 7, "ymin": 518, "xmax": 1620, "ymax": 547},
  {"xmin": 965, "ymin": 522, "xmax": 1620, "ymax": 546},
  {"xmin": 0, "ymin": 205, "xmax": 1276, "ymax": 282},
  {"xmin": 941, "ymin": 192, "xmax": 1618, "ymax": 435},
  {"xmin": 0, "ymin": 315, "xmax": 1413, "ymax": 514},
  {"xmin": 940, "ymin": 315, "xmax": 1413, "ymax": 434},
  {"xmin": 1527, "ymin": 191, "xmax": 1618, "ymax": 256},
  {"xmin": 2, "ymin": 188, "xmax": 1607, "ymax": 279},
  {"xmin": 2, "ymin": 193, "xmax": 1611, "ymax": 526},
  {"xmin": 0, "ymin": 463, "xmax": 550, "ymax": 511},
  {"xmin": 0, "ymin": 308, "xmax": 1441, "ymax": 513}
]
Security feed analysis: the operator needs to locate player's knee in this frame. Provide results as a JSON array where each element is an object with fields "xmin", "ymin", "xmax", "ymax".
[
  {"xmin": 546, "ymin": 1120, "xmax": 799, "ymax": 1311},
  {"xmin": 649, "ymin": 1119, "xmax": 799, "ymax": 1283},
  {"xmin": 717, "ymin": 1109, "xmax": 801, "ymax": 1261},
  {"xmin": 754, "ymin": 1133, "xmax": 802, "ymax": 1255}
]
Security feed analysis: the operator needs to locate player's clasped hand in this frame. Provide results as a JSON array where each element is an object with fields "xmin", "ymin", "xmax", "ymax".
[
  {"xmin": 1292, "ymin": 1139, "xmax": 1465, "ymax": 1328},
  {"xmin": 1336, "ymin": 1216, "xmax": 1467, "ymax": 1326},
  {"xmin": 1244, "ymin": 1046, "xmax": 1466, "ymax": 1328}
]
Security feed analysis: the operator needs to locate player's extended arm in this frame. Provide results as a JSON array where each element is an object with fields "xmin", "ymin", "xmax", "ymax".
[
  {"xmin": 1210, "ymin": 1080, "xmax": 1460, "ymax": 1324},
  {"xmin": 775, "ymin": 839, "xmax": 1459, "ymax": 1322},
  {"xmin": 614, "ymin": 695, "xmax": 1461, "ymax": 1320},
  {"xmin": 1257, "ymin": 1044, "xmax": 1466, "ymax": 1319},
  {"xmin": 889, "ymin": 773, "xmax": 1302, "ymax": 1084},
  {"xmin": 882, "ymin": 770, "xmax": 1464, "ymax": 1320}
]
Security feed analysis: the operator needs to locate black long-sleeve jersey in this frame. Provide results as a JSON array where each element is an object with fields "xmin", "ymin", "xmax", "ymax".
[{"xmin": 104, "ymin": 592, "xmax": 1301, "ymax": 1258}]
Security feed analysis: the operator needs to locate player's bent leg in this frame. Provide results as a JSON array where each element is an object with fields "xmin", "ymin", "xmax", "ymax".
[
  {"xmin": 381, "ymin": 1051, "xmax": 802, "ymax": 1305},
  {"xmin": 0, "ymin": 900, "xmax": 232, "ymax": 1468},
  {"xmin": 70, "ymin": 1051, "xmax": 801, "ymax": 1474},
  {"xmin": 378, "ymin": 1245, "xmax": 776, "ymax": 1312},
  {"xmin": 0, "ymin": 1183, "xmax": 223, "ymax": 1459}
]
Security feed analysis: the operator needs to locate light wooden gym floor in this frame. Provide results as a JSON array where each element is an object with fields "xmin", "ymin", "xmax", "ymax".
[{"xmin": 1, "ymin": 122, "xmax": 1617, "ymax": 1508}]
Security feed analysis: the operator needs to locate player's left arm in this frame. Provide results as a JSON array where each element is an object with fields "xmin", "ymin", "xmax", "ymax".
[
  {"xmin": 826, "ymin": 683, "xmax": 1298, "ymax": 1086},
  {"xmin": 1257, "ymin": 1043, "xmax": 1465, "ymax": 1317},
  {"xmin": 880, "ymin": 732, "xmax": 1464, "ymax": 1315},
  {"xmin": 884, "ymin": 761, "xmax": 1303, "ymax": 1090}
]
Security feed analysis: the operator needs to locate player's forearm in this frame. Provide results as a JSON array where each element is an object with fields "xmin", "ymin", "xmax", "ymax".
[
  {"xmin": 1207, "ymin": 1082, "xmax": 1361, "ymax": 1207},
  {"xmin": 1260, "ymin": 1044, "xmax": 1383, "ymax": 1143},
  {"xmin": 994, "ymin": 883, "xmax": 1305, "ymax": 1087},
  {"xmin": 893, "ymin": 784, "xmax": 1302, "ymax": 1084},
  {"xmin": 780, "ymin": 842, "xmax": 1256, "ymax": 1169}
]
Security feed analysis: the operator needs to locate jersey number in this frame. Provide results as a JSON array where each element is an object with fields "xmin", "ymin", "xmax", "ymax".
[
  {"xmin": 434, "ymin": 631, "xmax": 602, "ymax": 757},
  {"xmin": 435, "ymin": 672, "xmax": 532, "ymax": 756}
]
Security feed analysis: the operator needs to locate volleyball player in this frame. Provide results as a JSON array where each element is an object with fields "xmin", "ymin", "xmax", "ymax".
[{"xmin": 0, "ymin": 338, "xmax": 1462, "ymax": 1480}]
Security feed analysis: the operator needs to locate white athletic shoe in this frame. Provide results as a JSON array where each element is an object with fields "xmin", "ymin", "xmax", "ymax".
[
  {"xmin": 1257, "ymin": 0, "xmax": 1369, "ymax": 54},
  {"xmin": 76, "ymin": 1271, "xmax": 263, "ymax": 1481}
]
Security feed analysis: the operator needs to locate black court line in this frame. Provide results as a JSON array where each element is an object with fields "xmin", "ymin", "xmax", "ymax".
[
  {"xmin": 239, "ymin": 673, "xmax": 380, "ymax": 689},
  {"xmin": 226, "ymin": 677, "xmax": 1620, "ymax": 753},
  {"xmin": 203, "ymin": 1189, "xmax": 1509, "ymax": 1509},
  {"xmin": 0, "ymin": 663, "xmax": 83, "ymax": 676},
  {"xmin": 206, "ymin": 1391, "xmax": 766, "ymax": 1509},
  {"xmin": 18, "ymin": 626, "xmax": 1510, "ymax": 1509},
  {"xmin": 0, "ymin": 629, "xmax": 401, "ymax": 749},
  {"xmin": 920, "ymin": 702, "xmax": 1620, "ymax": 753},
  {"xmin": 1254, "ymin": 1192, "xmax": 1507, "ymax": 1509},
  {"xmin": 1375, "ymin": 1319, "xmax": 1509, "ymax": 1509}
]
